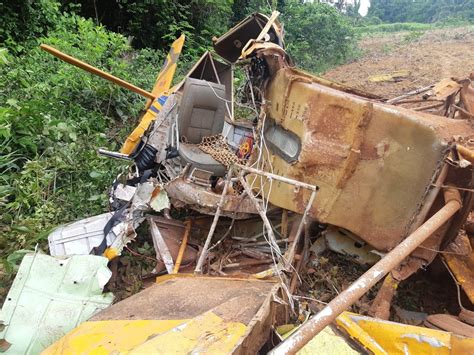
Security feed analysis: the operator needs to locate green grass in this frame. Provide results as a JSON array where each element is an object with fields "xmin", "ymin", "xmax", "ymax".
[
  {"xmin": 355, "ymin": 22, "xmax": 433, "ymax": 35},
  {"xmin": 0, "ymin": 14, "xmax": 167, "ymax": 302},
  {"xmin": 355, "ymin": 20, "xmax": 472, "ymax": 37}
]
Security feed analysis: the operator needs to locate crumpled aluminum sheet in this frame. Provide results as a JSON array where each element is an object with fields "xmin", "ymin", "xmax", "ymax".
[
  {"xmin": 0, "ymin": 253, "xmax": 113, "ymax": 354},
  {"xmin": 48, "ymin": 212, "xmax": 116, "ymax": 256}
]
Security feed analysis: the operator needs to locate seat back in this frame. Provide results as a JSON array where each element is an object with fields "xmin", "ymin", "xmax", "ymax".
[{"xmin": 178, "ymin": 78, "xmax": 226, "ymax": 144}]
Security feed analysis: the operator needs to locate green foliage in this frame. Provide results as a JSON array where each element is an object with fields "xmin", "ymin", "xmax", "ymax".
[
  {"xmin": 354, "ymin": 20, "xmax": 472, "ymax": 37},
  {"xmin": 0, "ymin": 12, "xmax": 165, "ymax": 296},
  {"xmin": 402, "ymin": 30, "xmax": 425, "ymax": 44},
  {"xmin": 0, "ymin": 0, "xmax": 60, "ymax": 49},
  {"xmin": 355, "ymin": 22, "xmax": 433, "ymax": 35},
  {"xmin": 367, "ymin": 0, "xmax": 474, "ymax": 23},
  {"xmin": 61, "ymin": 0, "xmax": 233, "ymax": 60},
  {"xmin": 63, "ymin": 0, "xmax": 356, "ymax": 74},
  {"xmin": 283, "ymin": 1, "xmax": 357, "ymax": 73},
  {"xmin": 230, "ymin": 0, "xmax": 358, "ymax": 73}
]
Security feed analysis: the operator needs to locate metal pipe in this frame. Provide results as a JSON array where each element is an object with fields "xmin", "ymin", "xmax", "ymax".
[
  {"xmin": 40, "ymin": 44, "xmax": 156, "ymax": 100},
  {"xmin": 413, "ymin": 102, "xmax": 444, "ymax": 111},
  {"xmin": 194, "ymin": 170, "xmax": 233, "ymax": 273},
  {"xmin": 457, "ymin": 144, "xmax": 474, "ymax": 164},
  {"xmin": 239, "ymin": 173, "xmax": 281, "ymax": 254},
  {"xmin": 409, "ymin": 164, "xmax": 448, "ymax": 233},
  {"xmin": 284, "ymin": 189, "xmax": 317, "ymax": 268},
  {"xmin": 387, "ymin": 85, "xmax": 434, "ymax": 104},
  {"xmin": 236, "ymin": 164, "xmax": 317, "ymax": 191},
  {"xmin": 270, "ymin": 188, "xmax": 462, "ymax": 354},
  {"xmin": 97, "ymin": 148, "xmax": 132, "ymax": 160},
  {"xmin": 281, "ymin": 210, "xmax": 289, "ymax": 239},
  {"xmin": 172, "ymin": 220, "xmax": 192, "ymax": 274}
]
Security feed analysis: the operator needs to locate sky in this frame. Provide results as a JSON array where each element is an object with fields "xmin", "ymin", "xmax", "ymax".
[
  {"xmin": 359, "ymin": 0, "xmax": 370, "ymax": 16},
  {"xmin": 306, "ymin": 1, "xmax": 371, "ymax": 16},
  {"xmin": 346, "ymin": 0, "xmax": 370, "ymax": 16}
]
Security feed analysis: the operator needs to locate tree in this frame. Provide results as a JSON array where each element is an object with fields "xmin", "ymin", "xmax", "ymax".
[
  {"xmin": 0, "ymin": 0, "xmax": 60, "ymax": 46},
  {"xmin": 283, "ymin": 0, "xmax": 356, "ymax": 73},
  {"xmin": 346, "ymin": 0, "xmax": 362, "ymax": 24},
  {"xmin": 60, "ymin": 0, "xmax": 233, "ymax": 55},
  {"xmin": 367, "ymin": 0, "xmax": 474, "ymax": 23}
]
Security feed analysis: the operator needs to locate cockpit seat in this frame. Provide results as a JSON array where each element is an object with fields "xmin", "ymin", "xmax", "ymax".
[{"xmin": 177, "ymin": 78, "xmax": 227, "ymax": 176}]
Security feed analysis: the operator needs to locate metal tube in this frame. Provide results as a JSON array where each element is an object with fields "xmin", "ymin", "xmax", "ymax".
[
  {"xmin": 413, "ymin": 102, "xmax": 445, "ymax": 111},
  {"xmin": 97, "ymin": 148, "xmax": 132, "ymax": 160},
  {"xmin": 40, "ymin": 44, "xmax": 156, "ymax": 100},
  {"xmin": 387, "ymin": 85, "xmax": 434, "ymax": 104},
  {"xmin": 285, "ymin": 189, "xmax": 317, "ymax": 268},
  {"xmin": 270, "ymin": 188, "xmax": 462, "ymax": 354},
  {"xmin": 239, "ymin": 174, "xmax": 281, "ymax": 254},
  {"xmin": 172, "ymin": 220, "xmax": 192, "ymax": 274},
  {"xmin": 194, "ymin": 170, "xmax": 233, "ymax": 273},
  {"xmin": 457, "ymin": 144, "xmax": 474, "ymax": 164},
  {"xmin": 236, "ymin": 164, "xmax": 317, "ymax": 191}
]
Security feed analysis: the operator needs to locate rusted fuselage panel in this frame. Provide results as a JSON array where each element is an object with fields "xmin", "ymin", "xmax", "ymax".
[
  {"xmin": 164, "ymin": 177, "xmax": 258, "ymax": 219},
  {"xmin": 255, "ymin": 67, "xmax": 473, "ymax": 251}
]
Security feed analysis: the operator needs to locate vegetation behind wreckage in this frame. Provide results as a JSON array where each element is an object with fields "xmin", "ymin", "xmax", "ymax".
[{"xmin": 0, "ymin": 0, "xmax": 357, "ymax": 298}]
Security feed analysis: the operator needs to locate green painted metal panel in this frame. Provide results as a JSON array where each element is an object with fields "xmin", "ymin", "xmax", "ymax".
[{"xmin": 0, "ymin": 253, "xmax": 113, "ymax": 354}]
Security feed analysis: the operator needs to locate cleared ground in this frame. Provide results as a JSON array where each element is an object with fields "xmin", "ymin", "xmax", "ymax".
[{"xmin": 323, "ymin": 25, "xmax": 474, "ymax": 99}]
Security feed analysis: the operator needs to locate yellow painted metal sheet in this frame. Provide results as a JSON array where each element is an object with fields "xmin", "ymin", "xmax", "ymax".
[
  {"xmin": 120, "ymin": 95, "xmax": 167, "ymax": 155},
  {"xmin": 336, "ymin": 312, "xmax": 474, "ymax": 355},
  {"xmin": 129, "ymin": 311, "xmax": 247, "ymax": 353},
  {"xmin": 434, "ymin": 78, "xmax": 461, "ymax": 99},
  {"xmin": 279, "ymin": 324, "xmax": 358, "ymax": 355},
  {"xmin": 253, "ymin": 66, "xmax": 471, "ymax": 252},
  {"xmin": 43, "ymin": 274, "xmax": 270, "ymax": 354},
  {"xmin": 42, "ymin": 319, "xmax": 186, "ymax": 354},
  {"xmin": 444, "ymin": 251, "xmax": 474, "ymax": 304},
  {"xmin": 148, "ymin": 34, "xmax": 185, "ymax": 107},
  {"xmin": 120, "ymin": 34, "xmax": 185, "ymax": 155},
  {"xmin": 43, "ymin": 312, "xmax": 246, "ymax": 354},
  {"xmin": 369, "ymin": 70, "xmax": 410, "ymax": 82}
]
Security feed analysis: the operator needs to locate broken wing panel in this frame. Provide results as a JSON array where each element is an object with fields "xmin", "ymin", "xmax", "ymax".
[
  {"xmin": 121, "ymin": 35, "xmax": 185, "ymax": 155},
  {"xmin": 45, "ymin": 275, "xmax": 280, "ymax": 354},
  {"xmin": 336, "ymin": 312, "xmax": 474, "ymax": 354},
  {"xmin": 146, "ymin": 34, "xmax": 185, "ymax": 109},
  {"xmin": 0, "ymin": 253, "xmax": 113, "ymax": 354}
]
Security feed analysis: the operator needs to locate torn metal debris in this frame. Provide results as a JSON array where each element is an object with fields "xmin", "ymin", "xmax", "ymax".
[
  {"xmin": 2, "ymin": 10, "xmax": 473, "ymax": 354},
  {"xmin": 0, "ymin": 253, "xmax": 113, "ymax": 354}
]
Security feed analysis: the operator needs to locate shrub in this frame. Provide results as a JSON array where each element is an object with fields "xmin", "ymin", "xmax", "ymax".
[
  {"xmin": 283, "ymin": 1, "xmax": 357, "ymax": 73},
  {"xmin": 0, "ymin": 0, "xmax": 60, "ymax": 50},
  {"xmin": 0, "ymin": 13, "xmax": 164, "ymax": 298}
]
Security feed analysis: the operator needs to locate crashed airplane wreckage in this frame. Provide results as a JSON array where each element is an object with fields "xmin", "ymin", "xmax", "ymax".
[{"xmin": 2, "ymin": 11, "xmax": 474, "ymax": 354}]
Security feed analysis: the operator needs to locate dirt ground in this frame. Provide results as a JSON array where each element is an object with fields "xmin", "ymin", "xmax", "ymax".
[{"xmin": 322, "ymin": 26, "xmax": 474, "ymax": 99}]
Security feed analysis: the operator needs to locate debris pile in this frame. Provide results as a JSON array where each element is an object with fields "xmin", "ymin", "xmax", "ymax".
[
  {"xmin": 389, "ymin": 73, "xmax": 474, "ymax": 119},
  {"xmin": 2, "ymin": 11, "xmax": 474, "ymax": 354}
]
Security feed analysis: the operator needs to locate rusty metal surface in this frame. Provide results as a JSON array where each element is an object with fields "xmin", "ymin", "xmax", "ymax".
[
  {"xmin": 460, "ymin": 78, "xmax": 474, "ymax": 117},
  {"xmin": 270, "ymin": 188, "xmax": 462, "ymax": 354},
  {"xmin": 164, "ymin": 177, "xmax": 258, "ymax": 218},
  {"xmin": 368, "ymin": 273, "xmax": 399, "ymax": 320},
  {"xmin": 444, "ymin": 233, "xmax": 474, "ymax": 304},
  {"xmin": 213, "ymin": 13, "xmax": 284, "ymax": 63},
  {"xmin": 433, "ymin": 78, "xmax": 462, "ymax": 99},
  {"xmin": 249, "ymin": 49, "xmax": 473, "ymax": 251},
  {"xmin": 147, "ymin": 216, "xmax": 197, "ymax": 273},
  {"xmin": 424, "ymin": 314, "xmax": 474, "ymax": 338}
]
